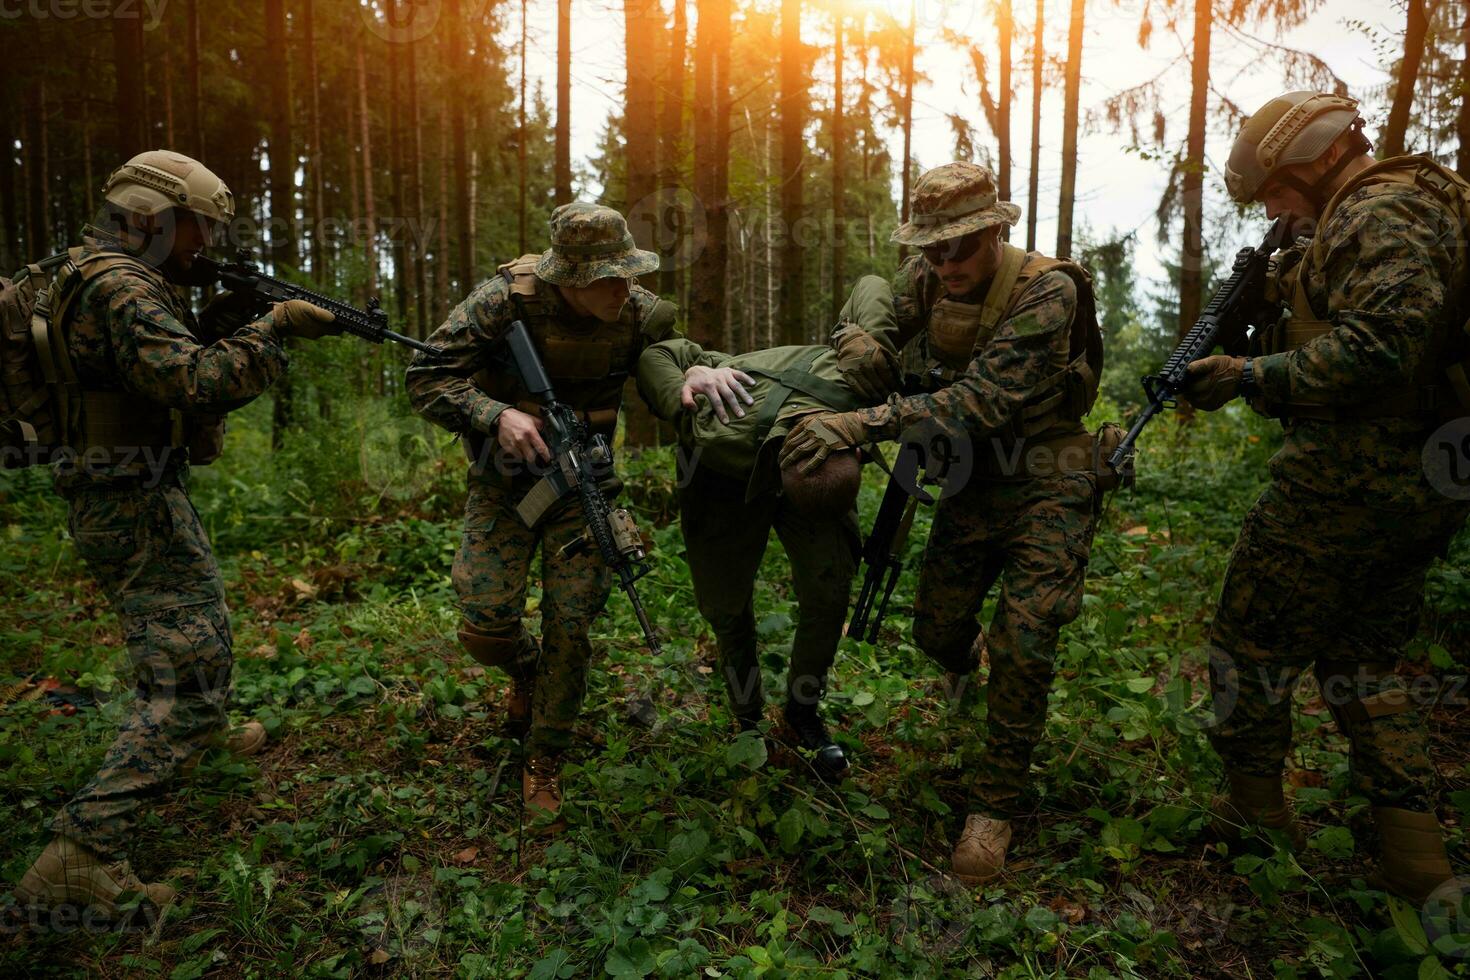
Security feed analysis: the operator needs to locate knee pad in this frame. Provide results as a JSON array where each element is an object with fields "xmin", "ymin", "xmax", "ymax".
[{"xmin": 458, "ymin": 620, "xmax": 534, "ymax": 669}]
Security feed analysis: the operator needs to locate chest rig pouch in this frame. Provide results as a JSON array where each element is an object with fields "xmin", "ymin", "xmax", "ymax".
[{"xmin": 1253, "ymin": 156, "xmax": 1470, "ymax": 423}]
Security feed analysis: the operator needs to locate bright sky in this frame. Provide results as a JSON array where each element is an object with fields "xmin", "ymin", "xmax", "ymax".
[{"xmin": 510, "ymin": 0, "xmax": 1398, "ymax": 291}]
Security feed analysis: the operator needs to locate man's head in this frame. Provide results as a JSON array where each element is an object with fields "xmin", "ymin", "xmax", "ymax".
[
  {"xmin": 99, "ymin": 150, "xmax": 233, "ymax": 282},
  {"xmin": 537, "ymin": 202, "xmax": 660, "ymax": 322},
  {"xmin": 891, "ymin": 162, "xmax": 1019, "ymax": 298},
  {"xmin": 1224, "ymin": 91, "xmax": 1374, "ymax": 229},
  {"xmin": 780, "ymin": 446, "xmax": 861, "ymax": 518}
]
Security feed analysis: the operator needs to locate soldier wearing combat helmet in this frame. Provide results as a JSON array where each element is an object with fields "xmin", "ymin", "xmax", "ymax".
[
  {"xmin": 407, "ymin": 204, "xmax": 727, "ymax": 829},
  {"xmin": 1183, "ymin": 91, "xmax": 1470, "ymax": 906},
  {"xmin": 14, "ymin": 151, "xmax": 340, "ymax": 919},
  {"xmin": 783, "ymin": 161, "xmax": 1119, "ymax": 884}
]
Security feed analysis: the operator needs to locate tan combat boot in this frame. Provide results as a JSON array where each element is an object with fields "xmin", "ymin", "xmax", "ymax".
[
  {"xmin": 1370, "ymin": 807, "xmax": 1458, "ymax": 906},
  {"xmin": 181, "ymin": 720, "xmax": 268, "ymax": 776},
  {"xmin": 1210, "ymin": 772, "xmax": 1306, "ymax": 850},
  {"xmin": 522, "ymin": 756, "xmax": 566, "ymax": 834},
  {"xmin": 953, "ymin": 814, "xmax": 1012, "ymax": 886},
  {"xmin": 14, "ymin": 836, "xmax": 175, "ymax": 920}
]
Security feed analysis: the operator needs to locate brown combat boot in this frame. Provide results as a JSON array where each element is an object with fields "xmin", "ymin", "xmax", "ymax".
[
  {"xmin": 1370, "ymin": 807, "xmax": 1457, "ymax": 906},
  {"xmin": 14, "ymin": 835, "xmax": 175, "ymax": 920},
  {"xmin": 181, "ymin": 720, "xmax": 268, "ymax": 776},
  {"xmin": 522, "ymin": 756, "xmax": 566, "ymax": 834},
  {"xmin": 1210, "ymin": 771, "xmax": 1306, "ymax": 850},
  {"xmin": 953, "ymin": 814, "xmax": 1012, "ymax": 886},
  {"xmin": 505, "ymin": 672, "xmax": 533, "ymax": 741}
]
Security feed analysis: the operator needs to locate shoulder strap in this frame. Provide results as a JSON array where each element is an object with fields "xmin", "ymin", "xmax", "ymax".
[
  {"xmin": 744, "ymin": 348, "xmax": 864, "ymax": 446},
  {"xmin": 979, "ymin": 244, "xmax": 1027, "ymax": 331}
]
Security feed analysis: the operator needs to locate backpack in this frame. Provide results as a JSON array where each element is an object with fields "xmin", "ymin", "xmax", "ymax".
[{"xmin": 0, "ymin": 253, "xmax": 79, "ymax": 469}]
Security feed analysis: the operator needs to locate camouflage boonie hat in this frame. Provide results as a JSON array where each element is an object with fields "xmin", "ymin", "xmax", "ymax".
[
  {"xmin": 535, "ymin": 203, "xmax": 661, "ymax": 288},
  {"xmin": 891, "ymin": 162, "xmax": 1021, "ymax": 248}
]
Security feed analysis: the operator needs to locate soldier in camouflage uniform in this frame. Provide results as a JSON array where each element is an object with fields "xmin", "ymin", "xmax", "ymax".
[
  {"xmin": 407, "ymin": 204, "xmax": 682, "ymax": 829},
  {"xmin": 636, "ymin": 334, "xmax": 897, "ymax": 778},
  {"xmin": 1185, "ymin": 91, "xmax": 1470, "ymax": 906},
  {"xmin": 14, "ymin": 151, "xmax": 339, "ymax": 918},
  {"xmin": 781, "ymin": 162, "xmax": 1114, "ymax": 884}
]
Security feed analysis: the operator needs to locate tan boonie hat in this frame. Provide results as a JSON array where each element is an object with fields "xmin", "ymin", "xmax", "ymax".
[
  {"xmin": 535, "ymin": 202, "xmax": 661, "ymax": 288},
  {"xmin": 891, "ymin": 162, "xmax": 1022, "ymax": 248}
]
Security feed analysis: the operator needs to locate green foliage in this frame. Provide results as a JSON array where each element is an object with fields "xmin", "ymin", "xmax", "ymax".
[{"xmin": 1, "ymin": 383, "xmax": 1467, "ymax": 976}]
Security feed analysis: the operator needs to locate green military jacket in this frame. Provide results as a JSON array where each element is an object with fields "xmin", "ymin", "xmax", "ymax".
[{"xmin": 636, "ymin": 340, "xmax": 867, "ymax": 499}]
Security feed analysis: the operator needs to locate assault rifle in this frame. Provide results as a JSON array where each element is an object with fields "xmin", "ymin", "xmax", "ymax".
[
  {"xmin": 1108, "ymin": 218, "xmax": 1292, "ymax": 473},
  {"xmin": 194, "ymin": 252, "xmax": 444, "ymax": 357},
  {"xmin": 497, "ymin": 319, "xmax": 662, "ymax": 656},
  {"xmin": 848, "ymin": 419, "xmax": 966, "ymax": 642}
]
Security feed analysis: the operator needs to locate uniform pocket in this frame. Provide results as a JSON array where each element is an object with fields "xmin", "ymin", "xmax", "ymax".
[{"xmin": 69, "ymin": 492, "xmax": 150, "ymax": 565}]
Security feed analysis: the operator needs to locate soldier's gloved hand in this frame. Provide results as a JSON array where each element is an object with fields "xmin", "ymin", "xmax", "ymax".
[
  {"xmin": 271, "ymin": 299, "xmax": 342, "ymax": 341},
  {"xmin": 496, "ymin": 407, "xmax": 551, "ymax": 465},
  {"xmin": 778, "ymin": 411, "xmax": 866, "ymax": 475},
  {"xmin": 1182, "ymin": 355, "xmax": 1244, "ymax": 411},
  {"xmin": 832, "ymin": 323, "xmax": 900, "ymax": 402},
  {"xmin": 681, "ymin": 364, "xmax": 756, "ymax": 424}
]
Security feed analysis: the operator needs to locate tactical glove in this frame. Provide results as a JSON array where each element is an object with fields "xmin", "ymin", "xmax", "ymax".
[
  {"xmin": 198, "ymin": 289, "xmax": 267, "ymax": 340},
  {"xmin": 832, "ymin": 323, "xmax": 900, "ymax": 402},
  {"xmin": 778, "ymin": 411, "xmax": 866, "ymax": 475},
  {"xmin": 271, "ymin": 299, "xmax": 342, "ymax": 341},
  {"xmin": 1182, "ymin": 355, "xmax": 1244, "ymax": 411}
]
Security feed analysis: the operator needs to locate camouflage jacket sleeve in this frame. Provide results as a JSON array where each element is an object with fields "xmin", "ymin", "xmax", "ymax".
[
  {"xmin": 1254, "ymin": 185, "xmax": 1461, "ymax": 409},
  {"xmin": 405, "ymin": 277, "xmax": 515, "ymax": 434},
  {"xmin": 836, "ymin": 258, "xmax": 933, "ymax": 353},
  {"xmin": 635, "ymin": 338, "xmax": 728, "ymax": 421},
  {"xmin": 857, "ymin": 271, "xmax": 1078, "ymax": 440},
  {"xmin": 80, "ymin": 271, "xmax": 287, "ymax": 413}
]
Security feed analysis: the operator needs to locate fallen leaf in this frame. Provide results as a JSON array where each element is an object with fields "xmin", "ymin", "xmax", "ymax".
[
  {"xmin": 369, "ymin": 948, "xmax": 391, "ymax": 965},
  {"xmin": 454, "ymin": 846, "xmax": 479, "ymax": 864}
]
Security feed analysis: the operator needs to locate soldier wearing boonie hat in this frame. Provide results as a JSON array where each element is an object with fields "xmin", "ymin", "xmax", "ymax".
[
  {"xmin": 406, "ymin": 202, "xmax": 678, "ymax": 830},
  {"xmin": 784, "ymin": 160, "xmax": 1120, "ymax": 886}
]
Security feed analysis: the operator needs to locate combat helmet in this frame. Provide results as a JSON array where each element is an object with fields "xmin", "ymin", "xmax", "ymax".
[
  {"xmin": 102, "ymin": 150, "xmax": 235, "ymax": 225},
  {"xmin": 1224, "ymin": 91, "xmax": 1369, "ymax": 204}
]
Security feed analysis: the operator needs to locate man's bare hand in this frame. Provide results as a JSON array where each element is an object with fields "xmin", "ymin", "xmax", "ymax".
[
  {"xmin": 681, "ymin": 365, "xmax": 756, "ymax": 424},
  {"xmin": 496, "ymin": 407, "xmax": 551, "ymax": 464}
]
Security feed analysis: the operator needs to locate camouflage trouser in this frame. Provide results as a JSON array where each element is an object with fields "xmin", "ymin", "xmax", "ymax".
[
  {"xmin": 914, "ymin": 472, "xmax": 1097, "ymax": 818},
  {"xmin": 1208, "ymin": 480, "xmax": 1470, "ymax": 811},
  {"xmin": 678, "ymin": 463, "xmax": 860, "ymax": 716},
  {"xmin": 50, "ymin": 473, "xmax": 233, "ymax": 856},
  {"xmin": 453, "ymin": 477, "xmax": 612, "ymax": 758}
]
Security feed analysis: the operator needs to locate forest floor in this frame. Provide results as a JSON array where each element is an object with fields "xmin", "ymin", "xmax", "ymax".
[{"xmin": 1, "ymin": 397, "xmax": 1468, "ymax": 978}]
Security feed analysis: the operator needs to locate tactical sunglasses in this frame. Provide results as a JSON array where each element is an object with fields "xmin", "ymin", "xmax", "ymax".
[{"xmin": 920, "ymin": 231, "xmax": 986, "ymax": 266}]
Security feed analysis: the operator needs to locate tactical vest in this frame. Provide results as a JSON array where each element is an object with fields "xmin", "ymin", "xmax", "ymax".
[
  {"xmin": 471, "ymin": 255, "xmax": 668, "ymax": 440},
  {"xmin": 50, "ymin": 247, "xmax": 225, "ymax": 475},
  {"xmin": 1255, "ymin": 155, "xmax": 1470, "ymax": 422},
  {"xmin": 917, "ymin": 244, "xmax": 1103, "ymax": 441}
]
